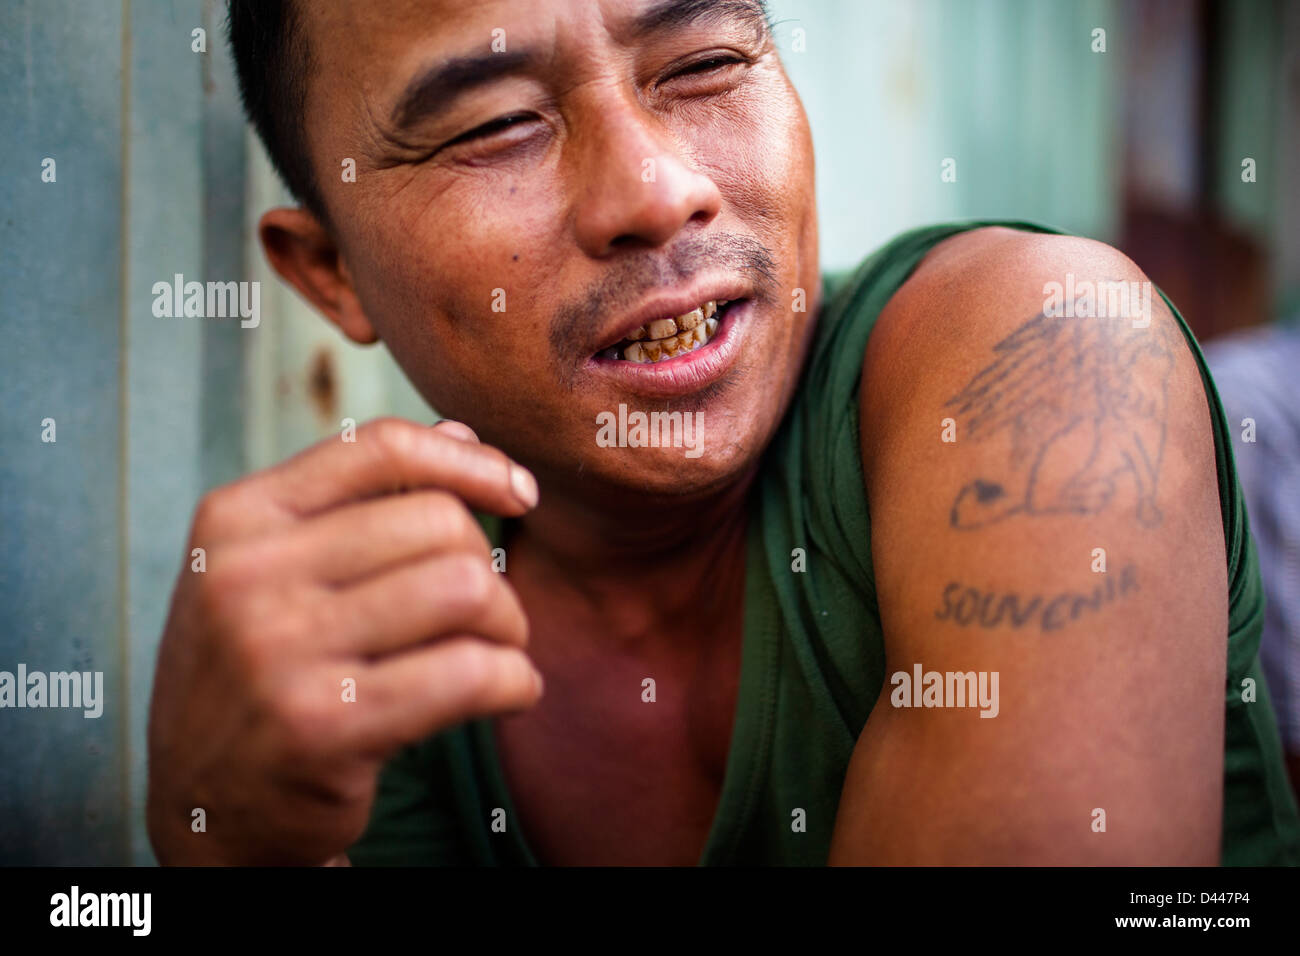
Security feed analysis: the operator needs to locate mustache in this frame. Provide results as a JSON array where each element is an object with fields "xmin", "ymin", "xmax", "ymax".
[{"xmin": 547, "ymin": 232, "xmax": 779, "ymax": 374}]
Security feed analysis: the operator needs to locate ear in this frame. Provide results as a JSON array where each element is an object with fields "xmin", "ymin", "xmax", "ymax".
[{"xmin": 258, "ymin": 207, "xmax": 379, "ymax": 345}]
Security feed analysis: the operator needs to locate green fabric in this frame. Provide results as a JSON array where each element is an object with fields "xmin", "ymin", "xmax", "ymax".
[{"xmin": 348, "ymin": 220, "xmax": 1300, "ymax": 866}]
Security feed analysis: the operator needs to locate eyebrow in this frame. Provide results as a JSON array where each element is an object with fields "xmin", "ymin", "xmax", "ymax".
[
  {"xmin": 629, "ymin": 0, "xmax": 770, "ymax": 41},
  {"xmin": 390, "ymin": 49, "xmax": 535, "ymax": 130},
  {"xmin": 389, "ymin": 0, "xmax": 771, "ymax": 131}
]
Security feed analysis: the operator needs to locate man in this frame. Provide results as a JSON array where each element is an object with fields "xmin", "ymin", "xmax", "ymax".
[{"xmin": 145, "ymin": 0, "xmax": 1300, "ymax": 865}]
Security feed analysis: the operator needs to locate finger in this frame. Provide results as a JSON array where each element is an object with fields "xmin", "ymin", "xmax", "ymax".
[
  {"xmin": 281, "ymin": 490, "xmax": 491, "ymax": 586},
  {"xmin": 253, "ymin": 417, "xmax": 538, "ymax": 520},
  {"xmin": 324, "ymin": 551, "xmax": 528, "ymax": 657},
  {"xmin": 342, "ymin": 638, "xmax": 543, "ymax": 753},
  {"xmin": 431, "ymin": 419, "xmax": 480, "ymax": 444}
]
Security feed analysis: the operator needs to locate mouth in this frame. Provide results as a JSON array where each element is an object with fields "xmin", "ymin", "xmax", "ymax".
[
  {"xmin": 594, "ymin": 299, "xmax": 739, "ymax": 364},
  {"xmin": 584, "ymin": 293, "xmax": 754, "ymax": 399}
]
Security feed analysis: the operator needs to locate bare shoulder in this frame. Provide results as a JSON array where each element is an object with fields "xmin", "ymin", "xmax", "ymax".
[
  {"xmin": 863, "ymin": 226, "xmax": 1162, "ymax": 405},
  {"xmin": 858, "ymin": 226, "xmax": 1218, "ymax": 520},
  {"xmin": 834, "ymin": 225, "xmax": 1230, "ymax": 864}
]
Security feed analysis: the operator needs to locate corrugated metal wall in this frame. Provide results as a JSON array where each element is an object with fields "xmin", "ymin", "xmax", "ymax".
[{"xmin": 0, "ymin": 0, "xmax": 252, "ymax": 865}]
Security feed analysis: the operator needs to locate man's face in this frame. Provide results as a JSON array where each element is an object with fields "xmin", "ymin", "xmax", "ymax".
[{"xmin": 297, "ymin": 0, "xmax": 819, "ymax": 501}]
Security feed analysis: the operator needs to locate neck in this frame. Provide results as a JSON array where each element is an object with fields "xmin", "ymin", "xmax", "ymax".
[{"xmin": 506, "ymin": 465, "xmax": 758, "ymax": 649}]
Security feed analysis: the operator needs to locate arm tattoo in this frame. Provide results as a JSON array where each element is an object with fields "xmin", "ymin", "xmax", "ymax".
[
  {"xmin": 934, "ymin": 564, "xmax": 1139, "ymax": 632},
  {"xmin": 943, "ymin": 305, "xmax": 1178, "ymax": 530}
]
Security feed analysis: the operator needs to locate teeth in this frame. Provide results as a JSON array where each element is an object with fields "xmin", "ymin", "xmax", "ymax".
[
  {"xmin": 647, "ymin": 317, "xmax": 677, "ymax": 339},
  {"xmin": 611, "ymin": 299, "xmax": 728, "ymax": 364},
  {"xmin": 677, "ymin": 308, "xmax": 704, "ymax": 331}
]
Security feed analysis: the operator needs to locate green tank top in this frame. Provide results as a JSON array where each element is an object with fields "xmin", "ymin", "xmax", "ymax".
[{"xmin": 348, "ymin": 220, "xmax": 1300, "ymax": 866}]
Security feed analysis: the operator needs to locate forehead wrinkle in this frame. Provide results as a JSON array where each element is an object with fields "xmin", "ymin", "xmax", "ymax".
[{"xmin": 371, "ymin": 0, "xmax": 771, "ymax": 141}]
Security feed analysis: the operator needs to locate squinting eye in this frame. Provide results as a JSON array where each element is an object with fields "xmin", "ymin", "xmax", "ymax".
[
  {"xmin": 443, "ymin": 112, "xmax": 536, "ymax": 149},
  {"xmin": 670, "ymin": 55, "xmax": 745, "ymax": 79}
]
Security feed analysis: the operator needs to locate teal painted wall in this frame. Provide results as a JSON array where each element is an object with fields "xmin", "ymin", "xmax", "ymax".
[
  {"xmin": 0, "ymin": 0, "xmax": 247, "ymax": 864},
  {"xmin": 770, "ymin": 0, "xmax": 1120, "ymax": 270},
  {"xmin": 0, "ymin": 0, "xmax": 128, "ymax": 867}
]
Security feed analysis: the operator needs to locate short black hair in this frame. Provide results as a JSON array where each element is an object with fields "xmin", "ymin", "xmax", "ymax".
[{"xmin": 226, "ymin": 0, "xmax": 326, "ymax": 219}]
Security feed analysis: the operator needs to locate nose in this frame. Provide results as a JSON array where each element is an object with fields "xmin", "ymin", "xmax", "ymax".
[{"xmin": 570, "ymin": 98, "xmax": 723, "ymax": 258}]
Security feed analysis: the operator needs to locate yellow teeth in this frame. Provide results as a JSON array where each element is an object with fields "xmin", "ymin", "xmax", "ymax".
[
  {"xmin": 647, "ymin": 317, "xmax": 677, "ymax": 339},
  {"xmin": 616, "ymin": 300, "xmax": 726, "ymax": 364}
]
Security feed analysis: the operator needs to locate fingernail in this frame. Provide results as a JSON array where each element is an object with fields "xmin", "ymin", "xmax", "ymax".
[
  {"xmin": 510, "ymin": 463, "xmax": 539, "ymax": 509},
  {"xmin": 532, "ymin": 667, "xmax": 545, "ymax": 696},
  {"xmin": 433, "ymin": 419, "xmax": 479, "ymax": 443}
]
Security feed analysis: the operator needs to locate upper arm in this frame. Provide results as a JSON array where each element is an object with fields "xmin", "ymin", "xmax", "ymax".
[{"xmin": 829, "ymin": 228, "xmax": 1229, "ymax": 864}]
